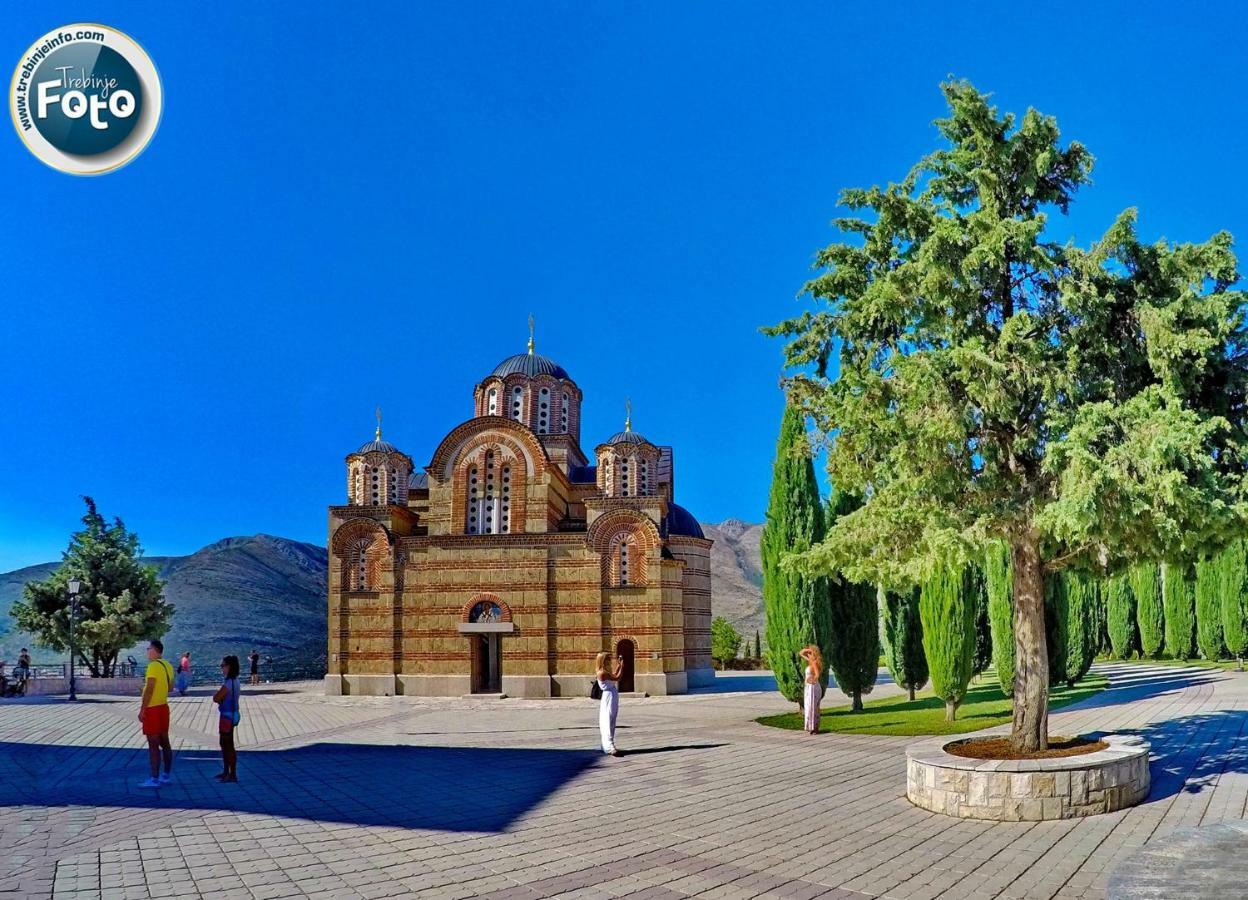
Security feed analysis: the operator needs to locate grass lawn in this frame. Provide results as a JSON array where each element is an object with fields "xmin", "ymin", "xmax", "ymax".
[{"xmin": 756, "ymin": 672, "xmax": 1109, "ymax": 737}]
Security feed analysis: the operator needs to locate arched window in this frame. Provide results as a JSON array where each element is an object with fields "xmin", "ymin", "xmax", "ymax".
[
  {"xmin": 371, "ymin": 466, "xmax": 380, "ymax": 505},
  {"xmin": 601, "ymin": 457, "xmax": 613, "ymax": 495},
  {"xmin": 387, "ymin": 467, "xmax": 398, "ymax": 504},
  {"xmin": 501, "ymin": 465, "xmax": 511, "ymax": 533},
  {"xmin": 351, "ymin": 465, "xmax": 364, "ymax": 504},
  {"xmin": 487, "ymin": 388, "xmax": 498, "ymax": 416},
  {"xmin": 639, "ymin": 460, "xmax": 649, "ymax": 496},
  {"xmin": 620, "ymin": 458, "xmax": 630, "ymax": 497},
  {"xmin": 346, "ymin": 537, "xmax": 373, "ymax": 590},
  {"xmin": 467, "ymin": 466, "xmax": 480, "ymax": 533},
  {"xmin": 511, "ymin": 386, "xmax": 524, "ymax": 422},
  {"xmin": 537, "ymin": 388, "xmax": 550, "ymax": 434},
  {"xmin": 561, "ymin": 393, "xmax": 570, "ymax": 433},
  {"xmin": 608, "ymin": 532, "xmax": 642, "ymax": 586}
]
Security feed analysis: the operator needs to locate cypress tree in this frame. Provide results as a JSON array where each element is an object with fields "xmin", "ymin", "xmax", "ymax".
[
  {"xmin": 753, "ymin": 630, "xmax": 762, "ymax": 660},
  {"xmin": 984, "ymin": 542, "xmax": 1014, "ymax": 696},
  {"xmin": 1044, "ymin": 572, "xmax": 1068, "ymax": 686},
  {"xmin": 1061, "ymin": 572, "xmax": 1098, "ymax": 686},
  {"xmin": 761, "ymin": 404, "xmax": 832, "ymax": 706},
  {"xmin": 1219, "ymin": 540, "xmax": 1248, "ymax": 670},
  {"xmin": 1132, "ymin": 562, "xmax": 1165, "ymax": 659},
  {"xmin": 879, "ymin": 585, "xmax": 927, "ymax": 701},
  {"xmin": 1195, "ymin": 556, "xmax": 1225, "ymax": 662},
  {"xmin": 972, "ymin": 566, "xmax": 992, "ymax": 677},
  {"xmin": 825, "ymin": 490, "xmax": 879, "ymax": 711},
  {"xmin": 919, "ymin": 561, "xmax": 976, "ymax": 721},
  {"xmin": 1105, "ymin": 574, "xmax": 1137, "ymax": 660},
  {"xmin": 1162, "ymin": 562, "xmax": 1196, "ymax": 661}
]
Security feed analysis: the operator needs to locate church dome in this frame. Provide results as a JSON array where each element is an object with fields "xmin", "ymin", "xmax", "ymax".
[
  {"xmin": 356, "ymin": 437, "xmax": 397, "ymax": 454},
  {"xmin": 490, "ymin": 352, "xmax": 571, "ymax": 381},
  {"xmin": 665, "ymin": 503, "xmax": 704, "ymax": 539},
  {"xmin": 605, "ymin": 430, "xmax": 649, "ymax": 445}
]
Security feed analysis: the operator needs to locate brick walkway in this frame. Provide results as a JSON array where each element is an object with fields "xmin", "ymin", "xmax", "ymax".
[{"xmin": 0, "ymin": 664, "xmax": 1244, "ymax": 899}]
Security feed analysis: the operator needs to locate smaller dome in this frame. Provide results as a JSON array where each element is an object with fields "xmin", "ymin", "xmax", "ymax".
[
  {"xmin": 356, "ymin": 438, "xmax": 398, "ymax": 454},
  {"xmin": 491, "ymin": 353, "xmax": 571, "ymax": 380},
  {"xmin": 605, "ymin": 431, "xmax": 649, "ymax": 445},
  {"xmin": 665, "ymin": 503, "xmax": 704, "ymax": 539},
  {"xmin": 408, "ymin": 471, "xmax": 428, "ymax": 490}
]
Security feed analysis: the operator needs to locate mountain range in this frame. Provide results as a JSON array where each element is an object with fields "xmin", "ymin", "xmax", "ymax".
[{"xmin": 0, "ymin": 521, "xmax": 764, "ymax": 670}]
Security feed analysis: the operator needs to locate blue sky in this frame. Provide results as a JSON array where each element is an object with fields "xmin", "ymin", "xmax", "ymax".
[{"xmin": 2, "ymin": 2, "xmax": 1246, "ymax": 570}]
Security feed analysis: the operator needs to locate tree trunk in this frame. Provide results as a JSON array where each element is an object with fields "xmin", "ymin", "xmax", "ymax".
[
  {"xmin": 908, "ymin": 684, "xmax": 916, "ymax": 702},
  {"xmin": 1010, "ymin": 534, "xmax": 1049, "ymax": 752},
  {"xmin": 944, "ymin": 698, "xmax": 958, "ymax": 721},
  {"xmin": 852, "ymin": 691, "xmax": 863, "ymax": 712}
]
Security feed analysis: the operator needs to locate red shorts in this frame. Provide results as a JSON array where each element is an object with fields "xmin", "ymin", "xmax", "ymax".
[
  {"xmin": 142, "ymin": 704, "xmax": 170, "ymax": 736},
  {"xmin": 219, "ymin": 716, "xmax": 233, "ymax": 734}
]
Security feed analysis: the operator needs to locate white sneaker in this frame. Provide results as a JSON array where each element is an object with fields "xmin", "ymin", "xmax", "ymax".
[
  {"xmin": 159, "ymin": 772, "xmax": 173, "ymax": 784},
  {"xmin": 138, "ymin": 777, "xmax": 161, "ymax": 788}
]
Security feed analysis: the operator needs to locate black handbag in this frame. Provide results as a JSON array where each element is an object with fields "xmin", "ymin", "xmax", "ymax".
[{"xmin": 590, "ymin": 678, "xmax": 603, "ymax": 700}]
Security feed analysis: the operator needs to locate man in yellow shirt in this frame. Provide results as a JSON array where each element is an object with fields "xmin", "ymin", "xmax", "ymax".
[{"xmin": 138, "ymin": 639, "xmax": 175, "ymax": 788}]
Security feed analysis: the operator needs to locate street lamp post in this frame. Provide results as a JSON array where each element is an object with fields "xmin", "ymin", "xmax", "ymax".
[{"xmin": 67, "ymin": 579, "xmax": 81, "ymax": 702}]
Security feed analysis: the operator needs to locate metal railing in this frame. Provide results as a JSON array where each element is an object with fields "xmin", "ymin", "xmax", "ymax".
[{"xmin": 16, "ymin": 658, "xmax": 328, "ymax": 685}]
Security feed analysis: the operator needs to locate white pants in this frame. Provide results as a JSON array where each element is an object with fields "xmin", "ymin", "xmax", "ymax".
[{"xmin": 599, "ymin": 689, "xmax": 619, "ymax": 752}]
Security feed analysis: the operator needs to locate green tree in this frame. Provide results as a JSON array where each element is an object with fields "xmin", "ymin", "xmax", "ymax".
[
  {"xmin": 761, "ymin": 404, "xmax": 832, "ymax": 705},
  {"xmin": 1163, "ymin": 562, "xmax": 1197, "ymax": 661},
  {"xmin": 769, "ymin": 82, "xmax": 1248, "ymax": 750},
  {"xmin": 13, "ymin": 497, "xmax": 173, "ymax": 677},
  {"xmin": 1105, "ymin": 574, "xmax": 1138, "ymax": 660},
  {"xmin": 826, "ymin": 490, "xmax": 880, "ymax": 711},
  {"xmin": 879, "ymin": 585, "xmax": 928, "ymax": 701},
  {"xmin": 710, "ymin": 617, "xmax": 742, "ymax": 668},
  {"xmin": 1058, "ymin": 572, "xmax": 1098, "ymax": 686},
  {"xmin": 971, "ymin": 566, "xmax": 992, "ymax": 677},
  {"xmin": 1195, "ymin": 556, "xmax": 1225, "ymax": 661},
  {"xmin": 919, "ymin": 562, "xmax": 977, "ymax": 721},
  {"xmin": 754, "ymin": 630, "xmax": 762, "ymax": 660},
  {"xmin": 1132, "ymin": 563, "xmax": 1165, "ymax": 659},
  {"xmin": 984, "ymin": 542, "xmax": 1015, "ymax": 696},
  {"xmin": 1218, "ymin": 540, "xmax": 1248, "ymax": 669}
]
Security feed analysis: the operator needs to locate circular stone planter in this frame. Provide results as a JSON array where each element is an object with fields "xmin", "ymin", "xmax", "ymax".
[{"xmin": 906, "ymin": 734, "xmax": 1150, "ymax": 821}]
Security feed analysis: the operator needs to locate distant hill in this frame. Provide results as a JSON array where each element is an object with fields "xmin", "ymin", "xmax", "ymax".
[
  {"xmin": 0, "ymin": 536, "xmax": 327, "ymax": 672},
  {"xmin": 703, "ymin": 519, "xmax": 765, "ymax": 641},
  {"xmin": 0, "ymin": 523, "xmax": 763, "ymax": 670}
]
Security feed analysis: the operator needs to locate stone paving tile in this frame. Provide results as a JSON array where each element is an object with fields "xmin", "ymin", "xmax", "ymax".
[{"xmin": 0, "ymin": 666, "xmax": 1245, "ymax": 898}]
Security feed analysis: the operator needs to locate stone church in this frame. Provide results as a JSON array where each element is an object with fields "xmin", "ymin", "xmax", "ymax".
[{"xmin": 325, "ymin": 333, "xmax": 713, "ymax": 697}]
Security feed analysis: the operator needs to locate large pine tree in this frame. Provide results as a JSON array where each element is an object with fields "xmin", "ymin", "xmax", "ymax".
[
  {"xmin": 761, "ymin": 404, "xmax": 832, "ymax": 705},
  {"xmin": 768, "ymin": 82, "xmax": 1248, "ymax": 751},
  {"xmin": 13, "ymin": 497, "xmax": 174, "ymax": 677},
  {"xmin": 879, "ymin": 585, "xmax": 927, "ymax": 701},
  {"xmin": 826, "ymin": 490, "xmax": 879, "ymax": 711}
]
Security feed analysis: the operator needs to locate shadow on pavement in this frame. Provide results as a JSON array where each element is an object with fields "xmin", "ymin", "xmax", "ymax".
[{"xmin": 0, "ymin": 740, "xmax": 601, "ymax": 833}]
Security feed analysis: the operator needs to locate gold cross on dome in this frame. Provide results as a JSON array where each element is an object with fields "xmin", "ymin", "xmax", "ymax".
[
  {"xmin": 527, "ymin": 314, "xmax": 535, "ymax": 354},
  {"xmin": 375, "ymin": 406, "xmax": 382, "ymax": 440}
]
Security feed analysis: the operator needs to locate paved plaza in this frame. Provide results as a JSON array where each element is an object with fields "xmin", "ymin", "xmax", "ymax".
[{"xmin": 1, "ymin": 664, "xmax": 1246, "ymax": 900}]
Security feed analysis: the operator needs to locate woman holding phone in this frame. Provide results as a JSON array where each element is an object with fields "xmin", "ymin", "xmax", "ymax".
[
  {"xmin": 798, "ymin": 646, "xmax": 824, "ymax": 735},
  {"xmin": 595, "ymin": 651, "xmax": 624, "ymax": 756}
]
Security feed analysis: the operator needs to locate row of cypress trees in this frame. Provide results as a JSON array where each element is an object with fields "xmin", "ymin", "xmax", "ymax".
[{"xmin": 763, "ymin": 407, "xmax": 1248, "ymax": 721}]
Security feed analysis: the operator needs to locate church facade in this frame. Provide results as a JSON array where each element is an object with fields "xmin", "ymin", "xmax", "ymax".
[{"xmin": 325, "ymin": 337, "xmax": 713, "ymax": 697}]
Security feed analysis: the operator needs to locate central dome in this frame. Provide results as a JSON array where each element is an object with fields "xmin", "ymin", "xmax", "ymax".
[{"xmin": 490, "ymin": 352, "xmax": 571, "ymax": 381}]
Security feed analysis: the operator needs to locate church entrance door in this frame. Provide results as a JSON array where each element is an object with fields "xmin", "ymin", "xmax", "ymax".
[
  {"xmin": 615, "ymin": 639, "xmax": 635, "ymax": 693},
  {"xmin": 472, "ymin": 634, "xmax": 502, "ymax": 693}
]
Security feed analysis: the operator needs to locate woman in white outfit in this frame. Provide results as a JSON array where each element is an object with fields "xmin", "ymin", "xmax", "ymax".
[
  {"xmin": 595, "ymin": 651, "xmax": 623, "ymax": 756},
  {"xmin": 798, "ymin": 646, "xmax": 824, "ymax": 735}
]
